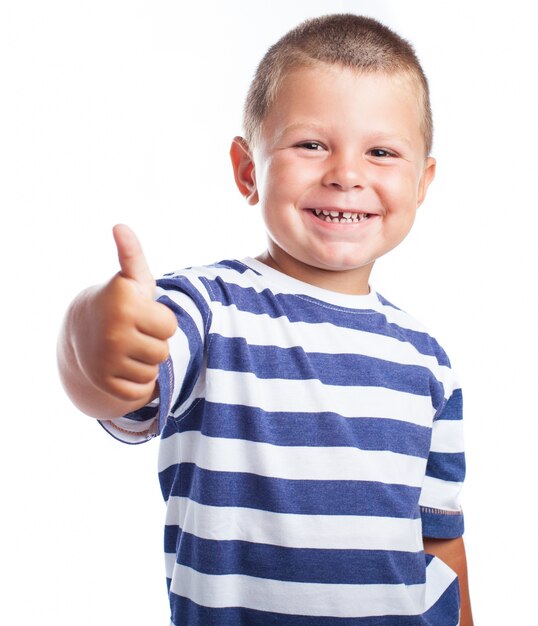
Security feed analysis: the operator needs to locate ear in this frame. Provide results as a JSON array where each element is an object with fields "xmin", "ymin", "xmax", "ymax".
[
  {"xmin": 230, "ymin": 136, "xmax": 259, "ymax": 205},
  {"xmin": 416, "ymin": 156, "xmax": 436, "ymax": 208}
]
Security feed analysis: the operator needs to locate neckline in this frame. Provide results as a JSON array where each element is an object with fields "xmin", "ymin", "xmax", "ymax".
[{"xmin": 242, "ymin": 257, "xmax": 380, "ymax": 310}]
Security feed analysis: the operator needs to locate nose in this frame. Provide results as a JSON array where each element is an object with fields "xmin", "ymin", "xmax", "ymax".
[{"xmin": 321, "ymin": 150, "xmax": 365, "ymax": 190}]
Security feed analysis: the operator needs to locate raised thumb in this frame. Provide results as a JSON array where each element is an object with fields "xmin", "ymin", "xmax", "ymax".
[{"xmin": 112, "ymin": 224, "xmax": 156, "ymax": 297}]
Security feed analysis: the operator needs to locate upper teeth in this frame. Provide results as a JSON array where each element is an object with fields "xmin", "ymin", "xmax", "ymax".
[{"xmin": 314, "ymin": 209, "xmax": 369, "ymax": 223}]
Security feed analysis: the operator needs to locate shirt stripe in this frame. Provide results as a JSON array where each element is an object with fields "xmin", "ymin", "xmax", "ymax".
[
  {"xmin": 200, "ymin": 369, "xmax": 437, "ymax": 426},
  {"xmin": 161, "ymin": 463, "xmax": 422, "ymax": 518},
  {"xmin": 158, "ymin": 430, "xmax": 427, "ymax": 484},
  {"xmin": 164, "ymin": 496, "xmax": 423, "ymax": 551},
  {"xmin": 161, "ymin": 399, "xmax": 432, "ymax": 455},
  {"xmin": 169, "ymin": 563, "xmax": 428, "ymax": 618}
]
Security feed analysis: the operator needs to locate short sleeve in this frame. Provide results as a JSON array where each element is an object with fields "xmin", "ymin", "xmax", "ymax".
[
  {"xmin": 99, "ymin": 359, "xmax": 175, "ymax": 444},
  {"xmin": 419, "ymin": 387, "xmax": 466, "ymax": 538},
  {"xmin": 99, "ymin": 402, "xmax": 160, "ymax": 444},
  {"xmin": 100, "ymin": 270, "xmax": 212, "ymax": 443}
]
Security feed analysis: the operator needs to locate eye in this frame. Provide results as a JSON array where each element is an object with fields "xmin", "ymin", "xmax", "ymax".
[
  {"xmin": 368, "ymin": 148, "xmax": 397, "ymax": 158},
  {"xmin": 296, "ymin": 141, "xmax": 326, "ymax": 151}
]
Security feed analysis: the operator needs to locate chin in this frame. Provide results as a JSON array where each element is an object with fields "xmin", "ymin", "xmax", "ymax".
[{"xmin": 307, "ymin": 254, "xmax": 373, "ymax": 273}]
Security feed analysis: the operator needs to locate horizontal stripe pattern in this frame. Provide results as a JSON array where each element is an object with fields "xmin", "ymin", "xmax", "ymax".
[
  {"xmin": 169, "ymin": 563, "xmax": 424, "ymax": 617},
  {"xmin": 166, "ymin": 556, "xmax": 459, "ymax": 625},
  {"xmin": 158, "ymin": 430, "xmax": 427, "ymax": 485},
  {"xmin": 207, "ymin": 335, "xmax": 442, "ymax": 397},
  {"xmin": 169, "ymin": 595, "xmax": 459, "ymax": 626},
  {"xmin": 168, "ymin": 557, "xmax": 456, "ymax": 618},
  {"xmin": 426, "ymin": 452, "xmax": 466, "ymax": 483},
  {"xmin": 419, "ymin": 475, "xmax": 463, "ymax": 512},
  {"xmin": 163, "ymin": 399, "xmax": 432, "ymax": 456},
  {"xmin": 161, "ymin": 463, "xmax": 422, "ymax": 517},
  {"xmin": 429, "ymin": 419, "xmax": 464, "ymax": 453},
  {"xmin": 199, "ymin": 369, "xmax": 437, "ymax": 426},
  {"xmin": 164, "ymin": 496, "xmax": 423, "ymax": 551},
  {"xmin": 167, "ymin": 530, "xmax": 425, "ymax": 585},
  {"xmin": 202, "ymin": 280, "xmax": 449, "ymax": 364},
  {"xmin": 125, "ymin": 259, "xmax": 465, "ymax": 622},
  {"xmin": 210, "ymin": 300, "xmax": 452, "ymax": 374}
]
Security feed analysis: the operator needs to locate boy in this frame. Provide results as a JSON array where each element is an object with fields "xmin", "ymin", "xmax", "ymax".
[{"xmin": 58, "ymin": 14, "xmax": 473, "ymax": 625}]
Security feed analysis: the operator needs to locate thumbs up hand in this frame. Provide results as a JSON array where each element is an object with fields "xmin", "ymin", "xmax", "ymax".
[{"xmin": 70, "ymin": 225, "xmax": 177, "ymax": 408}]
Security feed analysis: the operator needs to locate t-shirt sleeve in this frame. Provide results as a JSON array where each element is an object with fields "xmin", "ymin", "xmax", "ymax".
[
  {"xmin": 419, "ymin": 386, "xmax": 466, "ymax": 539},
  {"xmin": 101, "ymin": 271, "xmax": 211, "ymax": 444}
]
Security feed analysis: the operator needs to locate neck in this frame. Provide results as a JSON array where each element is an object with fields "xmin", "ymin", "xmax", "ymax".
[{"xmin": 256, "ymin": 248, "xmax": 373, "ymax": 295}]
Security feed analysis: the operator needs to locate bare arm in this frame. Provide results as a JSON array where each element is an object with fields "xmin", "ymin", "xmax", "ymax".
[
  {"xmin": 423, "ymin": 536, "xmax": 473, "ymax": 626},
  {"xmin": 57, "ymin": 225, "xmax": 177, "ymax": 419}
]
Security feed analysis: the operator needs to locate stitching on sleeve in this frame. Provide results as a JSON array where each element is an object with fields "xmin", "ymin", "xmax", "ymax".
[{"xmin": 420, "ymin": 506, "xmax": 462, "ymax": 516}]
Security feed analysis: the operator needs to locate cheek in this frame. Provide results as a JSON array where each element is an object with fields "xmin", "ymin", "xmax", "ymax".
[
  {"xmin": 380, "ymin": 174, "xmax": 421, "ymax": 210},
  {"xmin": 261, "ymin": 168, "xmax": 304, "ymax": 211},
  {"xmin": 258, "ymin": 163, "xmax": 287, "ymax": 202}
]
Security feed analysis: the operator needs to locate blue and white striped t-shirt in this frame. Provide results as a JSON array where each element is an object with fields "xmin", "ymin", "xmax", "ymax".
[{"xmin": 105, "ymin": 258, "xmax": 465, "ymax": 625}]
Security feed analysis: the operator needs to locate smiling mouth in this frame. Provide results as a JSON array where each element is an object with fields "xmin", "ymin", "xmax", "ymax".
[{"xmin": 309, "ymin": 209, "xmax": 371, "ymax": 223}]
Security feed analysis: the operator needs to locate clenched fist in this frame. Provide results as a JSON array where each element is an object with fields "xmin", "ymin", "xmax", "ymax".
[{"xmin": 58, "ymin": 225, "xmax": 177, "ymax": 417}]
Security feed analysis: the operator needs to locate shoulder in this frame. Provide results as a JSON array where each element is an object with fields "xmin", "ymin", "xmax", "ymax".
[
  {"xmin": 372, "ymin": 291, "xmax": 453, "ymax": 370},
  {"xmin": 156, "ymin": 259, "xmax": 259, "ymax": 299},
  {"xmin": 152, "ymin": 259, "xmax": 270, "ymax": 331},
  {"xmin": 376, "ymin": 292, "xmax": 462, "ymax": 416},
  {"xmin": 372, "ymin": 292, "xmax": 460, "ymax": 408}
]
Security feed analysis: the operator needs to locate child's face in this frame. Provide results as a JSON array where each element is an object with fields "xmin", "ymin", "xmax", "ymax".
[{"xmin": 231, "ymin": 64, "xmax": 436, "ymax": 294}]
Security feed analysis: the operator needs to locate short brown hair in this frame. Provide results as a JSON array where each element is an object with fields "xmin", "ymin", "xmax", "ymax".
[{"xmin": 243, "ymin": 14, "xmax": 433, "ymax": 155}]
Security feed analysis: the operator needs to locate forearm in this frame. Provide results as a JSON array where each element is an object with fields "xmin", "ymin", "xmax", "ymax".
[
  {"xmin": 423, "ymin": 536, "xmax": 473, "ymax": 626},
  {"xmin": 57, "ymin": 286, "xmax": 157, "ymax": 419}
]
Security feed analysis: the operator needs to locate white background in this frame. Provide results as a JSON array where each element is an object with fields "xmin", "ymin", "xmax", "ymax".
[{"xmin": 1, "ymin": 0, "xmax": 537, "ymax": 624}]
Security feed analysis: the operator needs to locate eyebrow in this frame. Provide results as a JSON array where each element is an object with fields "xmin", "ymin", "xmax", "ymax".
[
  {"xmin": 272, "ymin": 122, "xmax": 326, "ymax": 143},
  {"xmin": 369, "ymin": 133, "xmax": 414, "ymax": 149},
  {"xmin": 282, "ymin": 122, "xmax": 325, "ymax": 132}
]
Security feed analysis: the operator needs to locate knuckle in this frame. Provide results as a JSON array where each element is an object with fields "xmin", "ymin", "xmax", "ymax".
[
  {"xmin": 139, "ymin": 363, "xmax": 159, "ymax": 382},
  {"xmin": 107, "ymin": 377, "xmax": 149, "ymax": 402},
  {"xmin": 102, "ymin": 330, "xmax": 127, "ymax": 354},
  {"xmin": 104, "ymin": 278, "xmax": 138, "ymax": 319}
]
